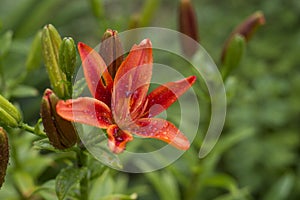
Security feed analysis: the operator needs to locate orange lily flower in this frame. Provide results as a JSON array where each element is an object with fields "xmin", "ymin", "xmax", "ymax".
[{"xmin": 56, "ymin": 39, "xmax": 196, "ymax": 153}]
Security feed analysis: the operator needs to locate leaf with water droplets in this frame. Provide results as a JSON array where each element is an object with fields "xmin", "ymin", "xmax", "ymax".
[{"xmin": 56, "ymin": 166, "xmax": 87, "ymax": 200}]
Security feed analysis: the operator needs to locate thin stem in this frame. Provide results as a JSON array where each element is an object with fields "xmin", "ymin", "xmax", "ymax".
[
  {"xmin": 19, "ymin": 123, "xmax": 46, "ymax": 138},
  {"xmin": 77, "ymin": 142, "xmax": 88, "ymax": 200}
]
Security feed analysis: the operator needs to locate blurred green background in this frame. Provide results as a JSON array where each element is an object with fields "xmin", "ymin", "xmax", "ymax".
[{"xmin": 0, "ymin": 0, "xmax": 299, "ymax": 199}]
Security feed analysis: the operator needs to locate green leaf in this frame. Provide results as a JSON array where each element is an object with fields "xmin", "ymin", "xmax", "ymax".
[
  {"xmin": 33, "ymin": 138, "xmax": 75, "ymax": 153},
  {"xmin": 89, "ymin": 169, "xmax": 114, "ymax": 200},
  {"xmin": 204, "ymin": 173, "xmax": 237, "ymax": 192},
  {"xmin": 10, "ymin": 85, "xmax": 39, "ymax": 98},
  {"xmin": 263, "ymin": 173, "xmax": 294, "ymax": 200},
  {"xmin": 13, "ymin": 170, "xmax": 36, "ymax": 197},
  {"xmin": 0, "ymin": 31, "xmax": 13, "ymax": 57},
  {"xmin": 101, "ymin": 193, "xmax": 138, "ymax": 200},
  {"xmin": 26, "ymin": 30, "xmax": 42, "ymax": 71},
  {"xmin": 72, "ymin": 77, "xmax": 87, "ymax": 98},
  {"xmin": 32, "ymin": 180, "xmax": 56, "ymax": 200},
  {"xmin": 146, "ymin": 171, "xmax": 180, "ymax": 200},
  {"xmin": 56, "ymin": 167, "xmax": 87, "ymax": 200}
]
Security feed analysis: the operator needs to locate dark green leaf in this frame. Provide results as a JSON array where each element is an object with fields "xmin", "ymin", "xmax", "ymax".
[{"xmin": 56, "ymin": 167, "xmax": 87, "ymax": 200}]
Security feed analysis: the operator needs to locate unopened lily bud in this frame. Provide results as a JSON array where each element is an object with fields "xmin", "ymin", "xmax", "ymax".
[
  {"xmin": 40, "ymin": 89, "xmax": 77, "ymax": 149},
  {"xmin": 99, "ymin": 29, "xmax": 124, "ymax": 79},
  {"xmin": 59, "ymin": 37, "xmax": 76, "ymax": 81},
  {"xmin": 179, "ymin": 0, "xmax": 199, "ymax": 58},
  {"xmin": 0, "ymin": 94, "xmax": 22, "ymax": 127},
  {"xmin": 221, "ymin": 34, "xmax": 246, "ymax": 79},
  {"xmin": 42, "ymin": 24, "xmax": 68, "ymax": 99},
  {"xmin": 0, "ymin": 127, "xmax": 9, "ymax": 188},
  {"xmin": 221, "ymin": 11, "xmax": 265, "ymax": 62}
]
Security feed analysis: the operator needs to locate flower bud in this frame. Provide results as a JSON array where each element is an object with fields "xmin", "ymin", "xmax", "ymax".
[
  {"xmin": 221, "ymin": 34, "xmax": 246, "ymax": 79},
  {"xmin": 59, "ymin": 37, "xmax": 76, "ymax": 80},
  {"xmin": 178, "ymin": 0, "xmax": 199, "ymax": 58},
  {"xmin": 0, "ymin": 127, "xmax": 9, "ymax": 188},
  {"xmin": 99, "ymin": 29, "xmax": 124, "ymax": 79},
  {"xmin": 40, "ymin": 89, "xmax": 77, "ymax": 149},
  {"xmin": 0, "ymin": 94, "xmax": 22, "ymax": 127},
  {"xmin": 221, "ymin": 11, "xmax": 265, "ymax": 62},
  {"xmin": 41, "ymin": 24, "xmax": 68, "ymax": 99}
]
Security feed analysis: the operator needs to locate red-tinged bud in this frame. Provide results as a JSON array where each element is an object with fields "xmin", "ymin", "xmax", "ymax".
[
  {"xmin": 40, "ymin": 89, "xmax": 77, "ymax": 149},
  {"xmin": 0, "ymin": 127, "xmax": 9, "ymax": 188},
  {"xmin": 221, "ymin": 11, "xmax": 265, "ymax": 62},
  {"xmin": 179, "ymin": 0, "xmax": 199, "ymax": 57},
  {"xmin": 99, "ymin": 29, "xmax": 124, "ymax": 79}
]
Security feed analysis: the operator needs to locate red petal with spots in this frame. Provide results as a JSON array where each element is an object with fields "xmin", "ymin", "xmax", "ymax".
[
  {"xmin": 144, "ymin": 76, "xmax": 196, "ymax": 118},
  {"xmin": 107, "ymin": 124, "xmax": 133, "ymax": 154},
  {"xmin": 78, "ymin": 42, "xmax": 113, "ymax": 106},
  {"xmin": 112, "ymin": 39, "xmax": 153, "ymax": 125},
  {"xmin": 128, "ymin": 118, "xmax": 190, "ymax": 150},
  {"xmin": 56, "ymin": 97, "xmax": 113, "ymax": 129}
]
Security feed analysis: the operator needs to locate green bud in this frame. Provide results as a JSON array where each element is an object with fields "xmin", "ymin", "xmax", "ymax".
[
  {"xmin": 0, "ymin": 127, "xmax": 9, "ymax": 188},
  {"xmin": 26, "ymin": 30, "xmax": 42, "ymax": 71},
  {"xmin": 0, "ymin": 94, "xmax": 22, "ymax": 127},
  {"xmin": 99, "ymin": 29, "xmax": 124, "ymax": 79},
  {"xmin": 40, "ymin": 89, "xmax": 77, "ymax": 149},
  {"xmin": 59, "ymin": 37, "xmax": 76, "ymax": 81},
  {"xmin": 41, "ymin": 24, "xmax": 67, "ymax": 99},
  {"xmin": 221, "ymin": 11, "xmax": 265, "ymax": 62},
  {"xmin": 178, "ymin": 0, "xmax": 199, "ymax": 58},
  {"xmin": 221, "ymin": 34, "xmax": 246, "ymax": 79}
]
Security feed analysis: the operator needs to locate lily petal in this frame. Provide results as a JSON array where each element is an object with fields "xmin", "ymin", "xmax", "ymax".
[
  {"xmin": 107, "ymin": 124, "xmax": 133, "ymax": 154},
  {"xmin": 144, "ymin": 76, "xmax": 196, "ymax": 117},
  {"xmin": 56, "ymin": 97, "xmax": 113, "ymax": 129},
  {"xmin": 128, "ymin": 118, "xmax": 190, "ymax": 150},
  {"xmin": 78, "ymin": 42, "xmax": 113, "ymax": 106},
  {"xmin": 112, "ymin": 39, "xmax": 153, "ymax": 125}
]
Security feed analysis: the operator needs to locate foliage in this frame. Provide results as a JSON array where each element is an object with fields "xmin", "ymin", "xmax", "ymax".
[{"xmin": 0, "ymin": 0, "xmax": 299, "ymax": 199}]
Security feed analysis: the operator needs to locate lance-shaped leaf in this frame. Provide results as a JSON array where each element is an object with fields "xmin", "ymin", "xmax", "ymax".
[{"xmin": 78, "ymin": 42, "xmax": 113, "ymax": 106}]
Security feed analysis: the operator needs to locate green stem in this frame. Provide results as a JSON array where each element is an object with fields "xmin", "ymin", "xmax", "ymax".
[
  {"xmin": 19, "ymin": 122, "xmax": 46, "ymax": 138},
  {"xmin": 0, "ymin": 60, "xmax": 5, "ymax": 91},
  {"xmin": 77, "ymin": 142, "xmax": 88, "ymax": 200}
]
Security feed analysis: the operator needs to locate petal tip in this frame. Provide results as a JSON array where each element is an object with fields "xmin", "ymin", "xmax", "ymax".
[
  {"xmin": 188, "ymin": 75, "xmax": 197, "ymax": 84},
  {"xmin": 139, "ymin": 38, "xmax": 152, "ymax": 47}
]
